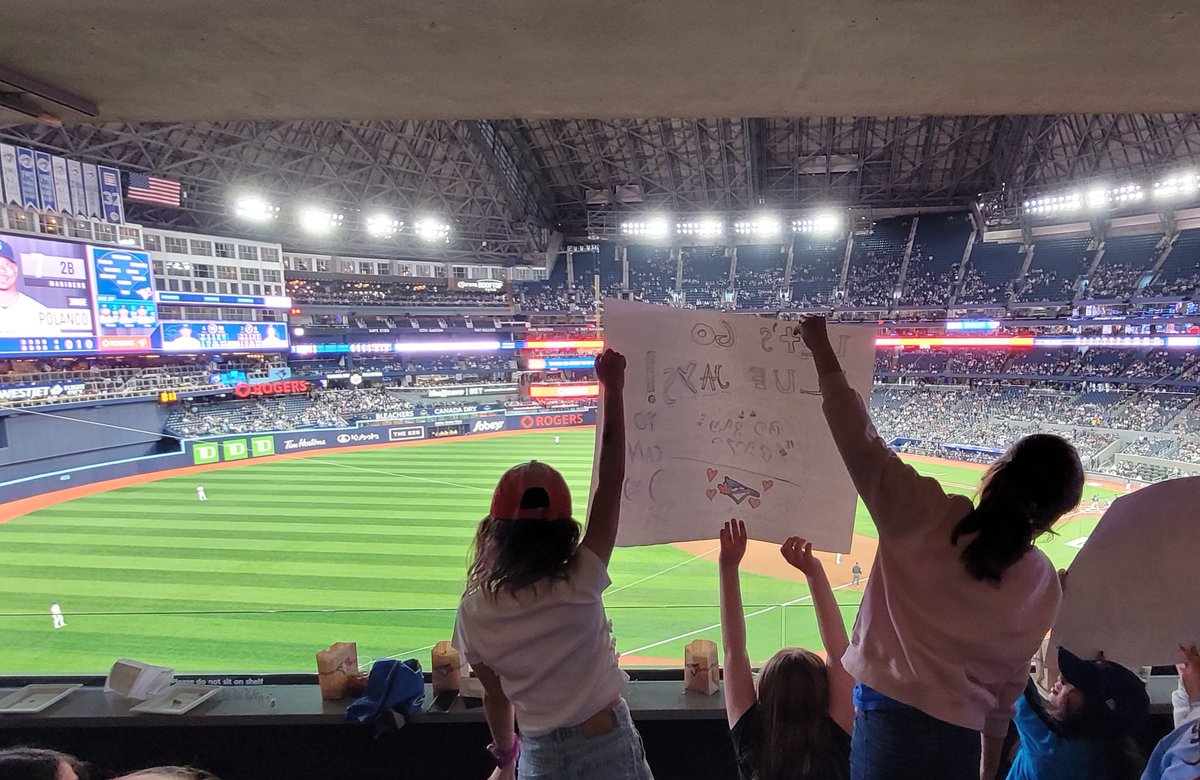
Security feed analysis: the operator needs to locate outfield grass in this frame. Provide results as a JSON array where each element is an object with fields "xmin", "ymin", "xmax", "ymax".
[{"xmin": 0, "ymin": 430, "xmax": 1119, "ymax": 674}]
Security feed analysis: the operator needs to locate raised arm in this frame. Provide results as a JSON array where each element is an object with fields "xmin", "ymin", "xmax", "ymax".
[
  {"xmin": 581, "ymin": 349, "xmax": 626, "ymax": 566},
  {"xmin": 719, "ymin": 519, "xmax": 757, "ymax": 729},
  {"xmin": 780, "ymin": 537, "xmax": 854, "ymax": 735},
  {"xmin": 798, "ymin": 316, "xmax": 953, "ymax": 534}
]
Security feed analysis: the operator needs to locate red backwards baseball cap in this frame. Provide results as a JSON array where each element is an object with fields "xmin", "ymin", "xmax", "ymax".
[{"xmin": 490, "ymin": 460, "xmax": 572, "ymax": 520}]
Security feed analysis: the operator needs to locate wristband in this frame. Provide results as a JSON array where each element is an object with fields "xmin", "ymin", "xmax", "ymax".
[{"xmin": 488, "ymin": 734, "xmax": 520, "ymax": 767}]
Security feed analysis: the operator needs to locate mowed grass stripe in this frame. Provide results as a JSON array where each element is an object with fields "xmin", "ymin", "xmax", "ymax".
[{"xmin": 0, "ymin": 430, "xmax": 1030, "ymax": 674}]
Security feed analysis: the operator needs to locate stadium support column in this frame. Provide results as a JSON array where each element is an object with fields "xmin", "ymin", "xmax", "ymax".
[
  {"xmin": 895, "ymin": 217, "xmax": 920, "ymax": 315},
  {"xmin": 1077, "ymin": 237, "xmax": 1105, "ymax": 304},
  {"xmin": 1010, "ymin": 243, "xmax": 1036, "ymax": 305},
  {"xmin": 728, "ymin": 246, "xmax": 738, "ymax": 287},
  {"xmin": 948, "ymin": 221, "xmax": 977, "ymax": 308},
  {"xmin": 837, "ymin": 231, "xmax": 854, "ymax": 298},
  {"xmin": 619, "ymin": 244, "xmax": 629, "ymax": 292},
  {"xmin": 673, "ymin": 245, "xmax": 683, "ymax": 293},
  {"xmin": 783, "ymin": 237, "xmax": 795, "ymax": 292}
]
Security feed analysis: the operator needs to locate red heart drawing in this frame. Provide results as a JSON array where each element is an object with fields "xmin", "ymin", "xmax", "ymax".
[
  {"xmin": 706, "ymin": 468, "xmax": 718, "ymax": 482},
  {"xmin": 761, "ymin": 480, "xmax": 774, "ymax": 491},
  {"xmin": 705, "ymin": 489, "xmax": 717, "ymax": 500},
  {"xmin": 748, "ymin": 497, "xmax": 761, "ymax": 509}
]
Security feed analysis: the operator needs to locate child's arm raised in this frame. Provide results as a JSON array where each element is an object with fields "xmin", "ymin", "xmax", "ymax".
[
  {"xmin": 581, "ymin": 349, "xmax": 626, "ymax": 566},
  {"xmin": 719, "ymin": 519, "xmax": 757, "ymax": 728},
  {"xmin": 781, "ymin": 537, "xmax": 855, "ymax": 735}
]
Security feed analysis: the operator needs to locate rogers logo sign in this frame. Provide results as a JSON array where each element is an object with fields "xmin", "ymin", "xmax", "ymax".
[
  {"xmin": 519, "ymin": 413, "xmax": 586, "ymax": 429},
  {"xmin": 336, "ymin": 432, "xmax": 381, "ymax": 444},
  {"xmin": 471, "ymin": 419, "xmax": 505, "ymax": 433},
  {"xmin": 234, "ymin": 380, "xmax": 310, "ymax": 398}
]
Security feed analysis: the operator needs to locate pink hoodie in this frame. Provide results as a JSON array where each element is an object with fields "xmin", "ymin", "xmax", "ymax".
[{"xmin": 821, "ymin": 371, "xmax": 1061, "ymax": 738}]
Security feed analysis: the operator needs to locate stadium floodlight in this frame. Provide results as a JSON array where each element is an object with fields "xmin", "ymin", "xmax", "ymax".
[
  {"xmin": 1085, "ymin": 188, "xmax": 1110, "ymax": 210},
  {"xmin": 298, "ymin": 206, "xmax": 343, "ymax": 235},
  {"xmin": 234, "ymin": 195, "xmax": 278, "ymax": 223},
  {"xmin": 292, "ymin": 327, "xmax": 305, "ymax": 337},
  {"xmin": 793, "ymin": 213, "xmax": 842, "ymax": 234},
  {"xmin": 621, "ymin": 216, "xmax": 672, "ymax": 239},
  {"xmin": 1154, "ymin": 173, "xmax": 1199, "ymax": 199},
  {"xmin": 1022, "ymin": 192, "xmax": 1081, "ymax": 216},
  {"xmin": 676, "ymin": 217, "xmax": 723, "ymax": 238},
  {"xmin": 414, "ymin": 217, "xmax": 451, "ymax": 243},
  {"xmin": 734, "ymin": 213, "xmax": 781, "ymax": 237},
  {"xmin": 365, "ymin": 212, "xmax": 401, "ymax": 238}
]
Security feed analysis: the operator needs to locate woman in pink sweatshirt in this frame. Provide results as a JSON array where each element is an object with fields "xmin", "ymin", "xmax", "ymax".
[{"xmin": 798, "ymin": 317, "xmax": 1084, "ymax": 780}]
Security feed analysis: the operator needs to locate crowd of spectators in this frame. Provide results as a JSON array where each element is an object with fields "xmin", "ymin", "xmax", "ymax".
[
  {"xmin": 288, "ymin": 278, "xmax": 507, "ymax": 307},
  {"xmin": 1083, "ymin": 262, "xmax": 1145, "ymax": 298}
]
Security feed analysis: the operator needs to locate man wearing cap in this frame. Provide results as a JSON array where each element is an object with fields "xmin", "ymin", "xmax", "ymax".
[
  {"xmin": 0, "ymin": 239, "xmax": 49, "ymax": 335},
  {"xmin": 1006, "ymin": 645, "xmax": 1149, "ymax": 780}
]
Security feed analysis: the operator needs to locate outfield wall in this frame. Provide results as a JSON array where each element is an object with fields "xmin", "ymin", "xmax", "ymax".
[{"xmin": 0, "ymin": 408, "xmax": 595, "ymax": 505}]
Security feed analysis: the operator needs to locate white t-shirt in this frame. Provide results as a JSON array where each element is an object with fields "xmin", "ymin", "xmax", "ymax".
[{"xmin": 454, "ymin": 545, "xmax": 628, "ymax": 737}]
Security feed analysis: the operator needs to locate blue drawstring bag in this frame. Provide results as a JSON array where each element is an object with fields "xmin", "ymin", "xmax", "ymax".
[{"xmin": 346, "ymin": 658, "xmax": 426, "ymax": 734}]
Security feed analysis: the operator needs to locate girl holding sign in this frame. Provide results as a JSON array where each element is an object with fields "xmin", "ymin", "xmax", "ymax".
[
  {"xmin": 798, "ymin": 317, "xmax": 1084, "ymax": 780},
  {"xmin": 454, "ymin": 349, "xmax": 653, "ymax": 780},
  {"xmin": 719, "ymin": 518, "xmax": 854, "ymax": 780}
]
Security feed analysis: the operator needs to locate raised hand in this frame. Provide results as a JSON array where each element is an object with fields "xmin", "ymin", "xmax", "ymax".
[
  {"xmin": 780, "ymin": 536, "xmax": 822, "ymax": 576},
  {"xmin": 1178, "ymin": 645, "xmax": 1200, "ymax": 700},
  {"xmin": 796, "ymin": 316, "xmax": 830, "ymax": 352},
  {"xmin": 594, "ymin": 348, "xmax": 626, "ymax": 391},
  {"xmin": 719, "ymin": 519, "xmax": 747, "ymax": 569}
]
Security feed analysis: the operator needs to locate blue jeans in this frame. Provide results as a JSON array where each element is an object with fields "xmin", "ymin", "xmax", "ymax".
[
  {"xmin": 851, "ymin": 687, "xmax": 980, "ymax": 780},
  {"xmin": 518, "ymin": 699, "xmax": 654, "ymax": 780}
]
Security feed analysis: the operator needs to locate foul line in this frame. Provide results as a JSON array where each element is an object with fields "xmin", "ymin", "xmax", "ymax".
[
  {"xmin": 607, "ymin": 547, "xmax": 719, "ymax": 596},
  {"xmin": 311, "ymin": 458, "xmax": 490, "ymax": 492},
  {"xmin": 618, "ymin": 577, "xmax": 868, "ymax": 658}
]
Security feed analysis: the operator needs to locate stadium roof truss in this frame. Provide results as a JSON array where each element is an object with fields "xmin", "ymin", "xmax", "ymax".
[{"xmin": 5, "ymin": 113, "xmax": 1200, "ymax": 256}]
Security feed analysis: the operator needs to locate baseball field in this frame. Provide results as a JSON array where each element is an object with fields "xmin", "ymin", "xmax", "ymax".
[{"xmin": 0, "ymin": 428, "xmax": 1118, "ymax": 675}]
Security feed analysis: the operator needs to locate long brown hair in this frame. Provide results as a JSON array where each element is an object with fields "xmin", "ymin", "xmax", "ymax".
[
  {"xmin": 951, "ymin": 433, "xmax": 1083, "ymax": 583},
  {"xmin": 753, "ymin": 648, "xmax": 839, "ymax": 780},
  {"xmin": 466, "ymin": 487, "xmax": 580, "ymax": 597}
]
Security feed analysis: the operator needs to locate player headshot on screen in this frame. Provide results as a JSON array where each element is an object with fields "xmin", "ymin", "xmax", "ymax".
[
  {"xmin": 0, "ymin": 239, "xmax": 49, "ymax": 334},
  {"xmin": 261, "ymin": 325, "xmax": 286, "ymax": 347},
  {"xmin": 168, "ymin": 324, "xmax": 203, "ymax": 350}
]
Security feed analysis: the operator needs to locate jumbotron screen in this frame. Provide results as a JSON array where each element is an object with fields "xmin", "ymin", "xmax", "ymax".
[{"xmin": 0, "ymin": 231, "xmax": 287, "ymax": 357}]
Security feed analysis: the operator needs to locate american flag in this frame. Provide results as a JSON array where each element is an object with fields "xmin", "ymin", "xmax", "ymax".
[{"xmin": 126, "ymin": 172, "xmax": 182, "ymax": 207}]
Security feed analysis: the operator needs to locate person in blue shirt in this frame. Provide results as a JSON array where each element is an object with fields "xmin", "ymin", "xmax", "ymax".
[
  {"xmin": 1141, "ymin": 644, "xmax": 1200, "ymax": 780},
  {"xmin": 1007, "ymin": 646, "xmax": 1148, "ymax": 780}
]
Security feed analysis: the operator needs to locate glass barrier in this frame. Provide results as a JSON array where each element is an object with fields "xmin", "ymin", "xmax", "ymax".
[{"xmin": 0, "ymin": 602, "xmax": 862, "ymax": 676}]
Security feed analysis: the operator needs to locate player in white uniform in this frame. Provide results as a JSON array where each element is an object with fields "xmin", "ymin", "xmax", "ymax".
[
  {"xmin": 554, "ymin": 434, "xmax": 560, "ymax": 445},
  {"xmin": 196, "ymin": 485, "xmax": 207, "ymax": 502},
  {"xmin": 0, "ymin": 239, "xmax": 50, "ymax": 336},
  {"xmin": 50, "ymin": 601, "xmax": 66, "ymax": 629}
]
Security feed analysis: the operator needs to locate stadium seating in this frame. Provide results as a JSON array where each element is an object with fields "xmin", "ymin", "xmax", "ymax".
[
  {"xmin": 899, "ymin": 212, "xmax": 973, "ymax": 308},
  {"xmin": 681, "ymin": 246, "xmax": 731, "ymax": 308},
  {"xmin": 845, "ymin": 216, "xmax": 912, "ymax": 308},
  {"xmin": 733, "ymin": 243, "xmax": 788, "ymax": 309},
  {"xmin": 1147, "ymin": 227, "xmax": 1200, "ymax": 297},
  {"xmin": 1083, "ymin": 233, "xmax": 1161, "ymax": 299},
  {"xmin": 957, "ymin": 241, "xmax": 1025, "ymax": 305},
  {"xmin": 790, "ymin": 234, "xmax": 846, "ymax": 308},
  {"xmin": 288, "ymin": 278, "xmax": 506, "ymax": 307},
  {"xmin": 1014, "ymin": 236, "xmax": 1093, "ymax": 302},
  {"xmin": 626, "ymin": 245, "xmax": 677, "ymax": 304}
]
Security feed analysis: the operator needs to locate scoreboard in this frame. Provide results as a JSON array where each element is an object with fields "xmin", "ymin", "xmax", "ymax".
[{"xmin": 0, "ymin": 231, "xmax": 286, "ymax": 357}]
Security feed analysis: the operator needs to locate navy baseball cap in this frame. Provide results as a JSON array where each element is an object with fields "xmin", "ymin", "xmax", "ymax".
[
  {"xmin": 0, "ymin": 239, "xmax": 13, "ymax": 263},
  {"xmin": 1058, "ymin": 646, "xmax": 1149, "ymax": 734}
]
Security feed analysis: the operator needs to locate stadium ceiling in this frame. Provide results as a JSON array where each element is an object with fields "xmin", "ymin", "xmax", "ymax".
[
  {"xmin": 8, "ymin": 115, "xmax": 1200, "ymax": 260},
  {"xmin": 1, "ymin": 1, "xmax": 1199, "ymax": 123}
]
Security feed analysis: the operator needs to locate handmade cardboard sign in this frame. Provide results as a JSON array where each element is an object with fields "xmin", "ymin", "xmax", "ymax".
[{"xmin": 593, "ymin": 299, "xmax": 875, "ymax": 550}]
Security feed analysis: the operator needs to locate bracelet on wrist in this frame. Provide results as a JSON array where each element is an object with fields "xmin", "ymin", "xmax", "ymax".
[{"xmin": 488, "ymin": 733, "xmax": 520, "ymax": 768}]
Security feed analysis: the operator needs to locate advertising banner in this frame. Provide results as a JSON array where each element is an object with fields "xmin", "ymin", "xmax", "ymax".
[
  {"xmin": 82, "ymin": 163, "xmax": 102, "ymax": 220},
  {"xmin": 156, "ymin": 320, "xmax": 289, "ymax": 352},
  {"xmin": 98, "ymin": 166, "xmax": 123, "ymax": 224},
  {"xmin": 66, "ymin": 159, "xmax": 86, "ymax": 217}
]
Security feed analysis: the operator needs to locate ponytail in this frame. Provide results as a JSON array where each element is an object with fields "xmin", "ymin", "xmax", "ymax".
[{"xmin": 951, "ymin": 434, "xmax": 1084, "ymax": 583}]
